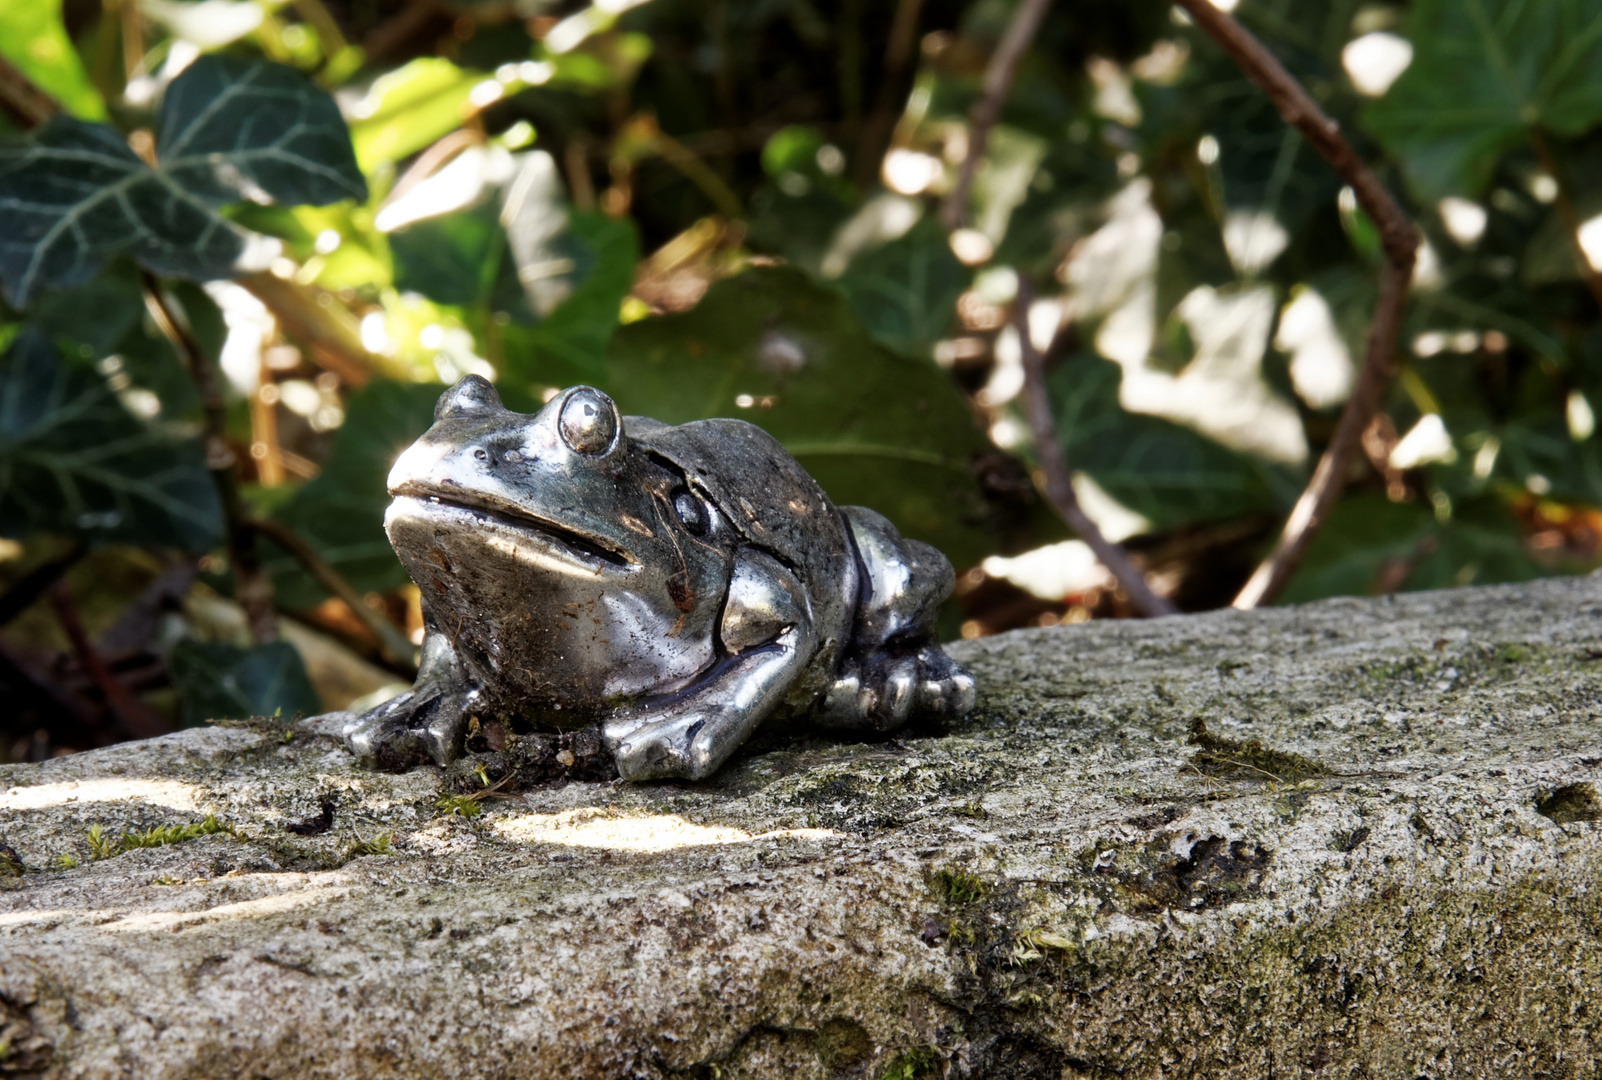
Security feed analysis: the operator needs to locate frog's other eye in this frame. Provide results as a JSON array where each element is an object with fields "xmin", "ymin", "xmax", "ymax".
[
  {"xmin": 435, "ymin": 374, "xmax": 504, "ymax": 420},
  {"xmin": 558, "ymin": 387, "xmax": 619, "ymax": 455},
  {"xmin": 673, "ymin": 490, "xmax": 709, "ymax": 536}
]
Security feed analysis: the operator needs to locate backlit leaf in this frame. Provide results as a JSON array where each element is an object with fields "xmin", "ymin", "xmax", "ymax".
[
  {"xmin": 0, "ymin": 56, "xmax": 363, "ymax": 306},
  {"xmin": 0, "ymin": 0, "xmax": 105, "ymax": 120}
]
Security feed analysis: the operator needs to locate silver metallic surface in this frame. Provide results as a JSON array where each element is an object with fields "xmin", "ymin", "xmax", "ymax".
[{"xmin": 343, "ymin": 376, "xmax": 977, "ymax": 781}]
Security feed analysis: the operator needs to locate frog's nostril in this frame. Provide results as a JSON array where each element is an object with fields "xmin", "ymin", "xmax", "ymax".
[{"xmin": 474, "ymin": 449, "xmax": 488, "ymax": 461}]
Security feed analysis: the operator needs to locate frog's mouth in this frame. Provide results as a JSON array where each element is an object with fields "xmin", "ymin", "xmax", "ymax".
[{"xmin": 390, "ymin": 488, "xmax": 634, "ymax": 568}]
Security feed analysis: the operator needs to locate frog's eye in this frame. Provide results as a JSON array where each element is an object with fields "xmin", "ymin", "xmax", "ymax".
[
  {"xmin": 558, "ymin": 387, "xmax": 619, "ymax": 455},
  {"xmin": 673, "ymin": 490, "xmax": 709, "ymax": 537},
  {"xmin": 435, "ymin": 374, "xmax": 504, "ymax": 420}
]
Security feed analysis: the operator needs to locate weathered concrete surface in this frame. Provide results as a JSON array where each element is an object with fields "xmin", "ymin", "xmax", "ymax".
[{"xmin": 3, "ymin": 577, "xmax": 1602, "ymax": 1079}]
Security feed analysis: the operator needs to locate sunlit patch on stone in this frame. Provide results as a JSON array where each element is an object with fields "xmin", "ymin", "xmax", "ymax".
[
  {"xmin": 0, "ymin": 779, "xmax": 204, "ymax": 813},
  {"xmin": 493, "ymin": 809, "xmax": 839, "ymax": 853}
]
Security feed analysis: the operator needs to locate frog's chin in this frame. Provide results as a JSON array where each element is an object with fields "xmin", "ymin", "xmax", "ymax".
[{"xmin": 386, "ymin": 492, "xmax": 634, "ymax": 570}]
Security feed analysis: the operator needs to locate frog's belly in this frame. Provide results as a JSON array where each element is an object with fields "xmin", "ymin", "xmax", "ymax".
[{"xmin": 387, "ymin": 499, "xmax": 725, "ymax": 720}]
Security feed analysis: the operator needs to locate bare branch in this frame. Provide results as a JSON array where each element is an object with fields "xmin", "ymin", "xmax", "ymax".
[
  {"xmin": 1015, "ymin": 279, "xmax": 1178, "ymax": 618},
  {"xmin": 0, "ymin": 55, "xmax": 61, "ymax": 129},
  {"xmin": 50, "ymin": 582, "xmax": 169, "ymax": 740},
  {"xmin": 141, "ymin": 271, "xmax": 279, "ymax": 644},
  {"xmin": 1169, "ymin": 0, "xmax": 1419, "ymax": 610},
  {"xmin": 246, "ymin": 517, "xmax": 419, "ymax": 676},
  {"xmin": 940, "ymin": 0, "xmax": 1053, "ymax": 231}
]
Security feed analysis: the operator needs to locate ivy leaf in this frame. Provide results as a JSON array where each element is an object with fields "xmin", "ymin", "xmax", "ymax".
[
  {"xmin": 0, "ymin": 328, "xmax": 222, "ymax": 550},
  {"xmin": 1279, "ymin": 494, "xmax": 1540, "ymax": 603},
  {"xmin": 1363, "ymin": 0, "xmax": 1602, "ymax": 199},
  {"xmin": 1048, "ymin": 352, "xmax": 1282, "ymax": 531},
  {"xmin": 155, "ymin": 55, "xmax": 365, "ymax": 208},
  {"xmin": 168, "ymin": 641, "xmax": 320, "ymax": 726},
  {"xmin": 834, "ymin": 217, "xmax": 968, "ymax": 358},
  {"xmin": 0, "ymin": 56, "xmax": 364, "ymax": 307}
]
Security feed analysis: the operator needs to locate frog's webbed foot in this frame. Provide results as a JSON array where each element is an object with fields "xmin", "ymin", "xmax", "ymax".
[
  {"xmin": 344, "ymin": 631, "xmax": 475, "ymax": 771},
  {"xmin": 605, "ymin": 549, "xmax": 814, "ymax": 781},
  {"xmin": 815, "ymin": 506, "xmax": 975, "ymax": 733},
  {"xmin": 816, "ymin": 646, "xmax": 977, "ymax": 733}
]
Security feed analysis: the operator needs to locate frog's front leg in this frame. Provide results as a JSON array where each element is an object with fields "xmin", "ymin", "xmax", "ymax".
[
  {"xmin": 344, "ymin": 627, "xmax": 478, "ymax": 770},
  {"xmin": 605, "ymin": 548, "xmax": 815, "ymax": 781}
]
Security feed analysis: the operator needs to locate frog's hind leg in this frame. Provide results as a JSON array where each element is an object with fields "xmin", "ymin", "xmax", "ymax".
[{"xmin": 816, "ymin": 507, "xmax": 977, "ymax": 732}]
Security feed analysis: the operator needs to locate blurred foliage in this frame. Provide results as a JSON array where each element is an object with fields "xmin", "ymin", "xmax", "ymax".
[{"xmin": 2, "ymin": 0, "xmax": 1602, "ymax": 758}]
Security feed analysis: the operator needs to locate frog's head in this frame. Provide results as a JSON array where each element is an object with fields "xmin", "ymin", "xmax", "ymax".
[
  {"xmin": 385, "ymin": 375, "xmax": 728, "ymax": 573},
  {"xmin": 381, "ymin": 377, "xmax": 734, "ymax": 712}
]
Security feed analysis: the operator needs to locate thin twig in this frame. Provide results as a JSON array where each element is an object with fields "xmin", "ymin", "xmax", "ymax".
[
  {"xmin": 854, "ymin": 0, "xmax": 927, "ymax": 189},
  {"xmin": 648, "ymin": 126, "xmax": 746, "ymax": 220},
  {"xmin": 245, "ymin": 517, "xmax": 419, "ymax": 675},
  {"xmin": 49, "ymin": 582, "xmax": 169, "ymax": 739},
  {"xmin": 0, "ymin": 542, "xmax": 85, "ymax": 627},
  {"xmin": 939, "ymin": 0, "xmax": 1053, "ymax": 231},
  {"xmin": 0, "ymin": 55, "xmax": 62, "ymax": 129},
  {"xmin": 1170, "ymin": 0, "xmax": 1419, "ymax": 610},
  {"xmin": 1529, "ymin": 128, "xmax": 1602, "ymax": 311},
  {"xmin": 361, "ymin": 0, "xmax": 442, "ymax": 65},
  {"xmin": 140, "ymin": 271, "xmax": 278, "ymax": 644},
  {"xmin": 1015, "ymin": 279, "xmax": 1178, "ymax": 618}
]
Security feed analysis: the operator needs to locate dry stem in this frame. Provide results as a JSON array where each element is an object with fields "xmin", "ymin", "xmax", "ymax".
[
  {"xmin": 140, "ymin": 272, "xmax": 279, "ymax": 644},
  {"xmin": 940, "ymin": 0, "xmax": 1053, "ymax": 231},
  {"xmin": 246, "ymin": 518, "xmax": 419, "ymax": 675},
  {"xmin": 1015, "ymin": 279, "xmax": 1178, "ymax": 618},
  {"xmin": 1169, "ymin": 0, "xmax": 1419, "ymax": 610}
]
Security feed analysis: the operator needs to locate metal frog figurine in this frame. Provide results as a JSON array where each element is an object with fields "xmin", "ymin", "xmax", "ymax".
[{"xmin": 345, "ymin": 376, "xmax": 976, "ymax": 781}]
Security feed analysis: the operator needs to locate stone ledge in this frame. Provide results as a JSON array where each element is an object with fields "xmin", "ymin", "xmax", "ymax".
[{"xmin": 2, "ymin": 577, "xmax": 1601, "ymax": 1078}]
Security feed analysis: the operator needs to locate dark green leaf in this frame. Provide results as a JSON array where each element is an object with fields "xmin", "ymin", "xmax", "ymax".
[
  {"xmin": 1048, "ymin": 352, "xmax": 1282, "ymax": 531},
  {"xmin": 266, "ymin": 379, "xmax": 443, "ymax": 608},
  {"xmin": 0, "ymin": 57, "xmax": 363, "ymax": 306},
  {"xmin": 604, "ymin": 266, "xmax": 1046, "ymax": 566},
  {"xmin": 834, "ymin": 217, "xmax": 968, "ymax": 358},
  {"xmin": 1364, "ymin": 0, "xmax": 1602, "ymax": 199},
  {"xmin": 499, "ymin": 210, "xmax": 639, "ymax": 386},
  {"xmin": 390, "ymin": 202, "xmax": 504, "ymax": 308},
  {"xmin": 0, "ymin": 117, "xmax": 243, "ymax": 307},
  {"xmin": 168, "ymin": 641, "xmax": 320, "ymax": 726},
  {"xmin": 156, "ymin": 55, "xmax": 365, "ymax": 208},
  {"xmin": 0, "ymin": 328, "xmax": 221, "ymax": 550},
  {"xmin": 1280, "ymin": 494, "xmax": 1542, "ymax": 603}
]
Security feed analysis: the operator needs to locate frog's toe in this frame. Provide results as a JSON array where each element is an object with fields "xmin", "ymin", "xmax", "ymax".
[
  {"xmin": 612, "ymin": 712, "xmax": 741, "ymax": 781},
  {"xmin": 877, "ymin": 657, "xmax": 918, "ymax": 726},
  {"xmin": 343, "ymin": 687, "xmax": 468, "ymax": 771},
  {"xmin": 344, "ymin": 712, "xmax": 430, "ymax": 772},
  {"xmin": 611, "ymin": 715, "xmax": 690, "ymax": 780}
]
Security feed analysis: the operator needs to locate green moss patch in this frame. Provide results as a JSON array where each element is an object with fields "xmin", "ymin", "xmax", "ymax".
[{"xmin": 1186, "ymin": 718, "xmax": 1329, "ymax": 783}]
